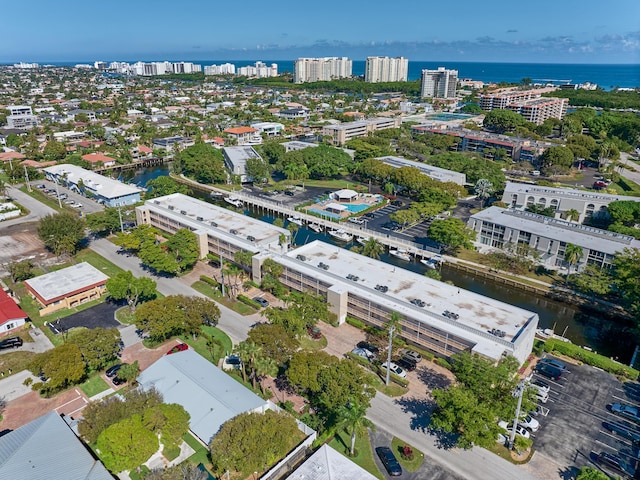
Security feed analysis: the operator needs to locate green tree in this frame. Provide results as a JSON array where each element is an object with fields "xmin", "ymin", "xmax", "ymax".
[
  {"xmin": 158, "ymin": 403, "xmax": 190, "ymax": 451},
  {"xmin": 539, "ymin": 146, "xmax": 574, "ymax": 176},
  {"xmin": 564, "ymin": 243, "xmax": 584, "ymax": 279},
  {"xmin": 37, "ymin": 212, "xmax": 86, "ymax": 256},
  {"xmin": 173, "ymin": 143, "xmax": 227, "ymax": 184},
  {"xmin": 85, "ymin": 208, "xmax": 126, "ymax": 236},
  {"xmin": 106, "ymin": 270, "xmax": 157, "ymax": 312},
  {"xmin": 209, "ymin": 410, "xmax": 301, "ymax": 477},
  {"xmin": 384, "ymin": 312, "xmax": 402, "ymax": 386},
  {"xmin": 568, "ymin": 264, "xmax": 612, "ymax": 300},
  {"xmin": 612, "ymin": 248, "xmax": 640, "ymax": 321},
  {"xmin": 247, "ymin": 324, "xmax": 299, "ymax": 365},
  {"xmin": 245, "ymin": 156, "xmax": 271, "ymax": 183},
  {"xmin": 361, "ymin": 237, "xmax": 385, "ymax": 259},
  {"xmin": 7, "ymin": 260, "xmax": 34, "ymax": 282},
  {"xmin": 565, "ymin": 209, "xmax": 580, "ymax": 222},
  {"xmin": 254, "ymin": 356, "xmax": 278, "ymax": 395},
  {"xmin": 335, "ymin": 397, "xmax": 374, "ymax": 456},
  {"xmin": 29, "ymin": 343, "xmax": 86, "ymax": 394},
  {"xmin": 43, "ymin": 139, "xmax": 67, "ymax": 161},
  {"xmin": 67, "ymin": 328, "xmax": 121, "ymax": 371},
  {"xmin": 117, "ymin": 361, "xmax": 140, "ymax": 384},
  {"xmin": 97, "ymin": 414, "xmax": 159, "ymax": 473},
  {"xmin": 460, "ymin": 103, "xmax": 482, "ymax": 114},
  {"xmin": 575, "ymin": 467, "xmax": 611, "ymax": 480},
  {"xmin": 428, "ymin": 218, "xmax": 476, "ymax": 254},
  {"xmin": 146, "ymin": 176, "xmax": 192, "ymax": 198},
  {"xmin": 474, "ymin": 179, "xmax": 494, "ymax": 208},
  {"xmin": 483, "ymin": 109, "xmax": 527, "ymax": 133}
]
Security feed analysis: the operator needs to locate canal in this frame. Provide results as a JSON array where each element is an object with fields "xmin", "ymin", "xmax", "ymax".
[{"xmin": 118, "ymin": 165, "xmax": 634, "ymax": 361}]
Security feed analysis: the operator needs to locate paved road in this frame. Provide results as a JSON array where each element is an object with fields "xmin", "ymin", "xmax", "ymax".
[
  {"xmin": 367, "ymin": 393, "xmax": 538, "ymax": 480},
  {"xmin": 619, "ymin": 153, "xmax": 640, "ymax": 186},
  {"xmin": 89, "ymin": 237, "xmax": 255, "ymax": 344},
  {"xmin": 0, "ymin": 185, "xmax": 57, "ymax": 230},
  {"xmin": 0, "ymin": 370, "xmax": 37, "ymax": 402}
]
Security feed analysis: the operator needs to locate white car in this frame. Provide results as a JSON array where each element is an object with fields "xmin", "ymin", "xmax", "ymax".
[
  {"xmin": 518, "ymin": 415, "xmax": 540, "ymax": 432},
  {"xmin": 498, "ymin": 420, "xmax": 530, "ymax": 439},
  {"xmin": 381, "ymin": 361, "xmax": 407, "ymax": 378}
]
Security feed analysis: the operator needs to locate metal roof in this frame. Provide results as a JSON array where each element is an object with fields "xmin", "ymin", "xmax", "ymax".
[
  {"xmin": 287, "ymin": 444, "xmax": 378, "ymax": 480},
  {"xmin": 0, "ymin": 411, "xmax": 114, "ymax": 480},
  {"xmin": 137, "ymin": 349, "xmax": 268, "ymax": 445}
]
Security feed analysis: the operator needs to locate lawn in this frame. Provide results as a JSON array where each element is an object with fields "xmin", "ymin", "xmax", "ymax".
[
  {"xmin": 115, "ymin": 307, "xmax": 136, "ymax": 324},
  {"xmin": 390, "ymin": 436, "xmax": 425, "ymax": 472},
  {"xmin": 329, "ymin": 427, "xmax": 384, "ymax": 480},
  {"xmin": 0, "ymin": 351, "xmax": 36, "ymax": 376},
  {"xmin": 191, "ymin": 281, "xmax": 257, "ymax": 316},
  {"xmin": 179, "ymin": 325, "xmax": 233, "ymax": 366},
  {"xmin": 78, "ymin": 374, "xmax": 110, "ymax": 397},
  {"xmin": 298, "ymin": 335, "xmax": 328, "ymax": 351},
  {"xmin": 74, "ymin": 249, "xmax": 127, "ymax": 278},
  {"xmin": 183, "ymin": 432, "xmax": 212, "ymax": 469}
]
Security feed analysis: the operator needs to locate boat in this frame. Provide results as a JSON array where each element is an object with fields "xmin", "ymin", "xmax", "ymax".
[
  {"xmin": 308, "ymin": 223, "xmax": 323, "ymax": 233},
  {"xmin": 420, "ymin": 254, "xmax": 443, "ymax": 269},
  {"xmin": 355, "ymin": 236, "xmax": 367, "ymax": 245},
  {"xmin": 224, "ymin": 196, "xmax": 243, "ymax": 208},
  {"xmin": 389, "ymin": 249, "xmax": 412, "ymax": 262},
  {"xmin": 535, "ymin": 328, "xmax": 572, "ymax": 343},
  {"xmin": 209, "ymin": 191, "xmax": 224, "ymax": 199},
  {"xmin": 328, "ymin": 229, "xmax": 353, "ymax": 242},
  {"xmin": 287, "ymin": 216, "xmax": 304, "ymax": 226}
]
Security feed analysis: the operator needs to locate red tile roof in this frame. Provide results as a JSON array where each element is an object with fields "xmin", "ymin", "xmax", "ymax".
[
  {"xmin": 136, "ymin": 145, "xmax": 153, "ymax": 153},
  {"xmin": 0, "ymin": 152, "xmax": 26, "ymax": 162},
  {"xmin": 81, "ymin": 153, "xmax": 116, "ymax": 164},
  {"xmin": 0, "ymin": 289, "xmax": 27, "ymax": 326},
  {"xmin": 224, "ymin": 126, "xmax": 257, "ymax": 135}
]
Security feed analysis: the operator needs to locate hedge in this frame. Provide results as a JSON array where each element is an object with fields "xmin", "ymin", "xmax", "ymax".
[
  {"xmin": 544, "ymin": 339, "xmax": 639, "ymax": 380},
  {"xmin": 237, "ymin": 295, "xmax": 260, "ymax": 309},
  {"xmin": 346, "ymin": 316, "xmax": 365, "ymax": 329},
  {"xmin": 200, "ymin": 275, "xmax": 219, "ymax": 288},
  {"xmin": 434, "ymin": 358, "xmax": 452, "ymax": 370}
]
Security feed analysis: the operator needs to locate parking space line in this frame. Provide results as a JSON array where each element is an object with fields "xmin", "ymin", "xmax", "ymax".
[
  {"xmin": 612, "ymin": 394, "xmax": 640, "ymax": 407},
  {"xmin": 595, "ymin": 439, "xmax": 618, "ymax": 450}
]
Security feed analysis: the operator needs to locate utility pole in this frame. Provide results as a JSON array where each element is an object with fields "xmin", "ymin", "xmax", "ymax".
[
  {"xmin": 24, "ymin": 166, "xmax": 32, "ymax": 192},
  {"xmin": 54, "ymin": 180, "xmax": 62, "ymax": 207},
  {"xmin": 117, "ymin": 206, "xmax": 124, "ymax": 233},
  {"xmin": 509, "ymin": 380, "xmax": 526, "ymax": 450},
  {"xmin": 219, "ymin": 247, "xmax": 225, "ymax": 297}
]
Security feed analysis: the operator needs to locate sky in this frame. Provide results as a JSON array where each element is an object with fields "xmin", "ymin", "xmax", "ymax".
[{"xmin": 2, "ymin": 0, "xmax": 640, "ymax": 64}]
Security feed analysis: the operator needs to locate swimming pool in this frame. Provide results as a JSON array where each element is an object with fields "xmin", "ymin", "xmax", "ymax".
[
  {"xmin": 426, "ymin": 113, "xmax": 473, "ymax": 121},
  {"xmin": 307, "ymin": 208, "xmax": 343, "ymax": 219},
  {"xmin": 342, "ymin": 203, "xmax": 370, "ymax": 213}
]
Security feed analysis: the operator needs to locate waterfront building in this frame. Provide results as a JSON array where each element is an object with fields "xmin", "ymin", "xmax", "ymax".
[
  {"xmin": 237, "ymin": 61, "xmax": 278, "ymax": 78},
  {"xmin": 376, "ymin": 155, "xmax": 466, "ymax": 185},
  {"xmin": 467, "ymin": 206, "xmax": 640, "ymax": 271},
  {"xmin": 294, "ymin": 57, "xmax": 352, "ymax": 83},
  {"xmin": 250, "ymin": 122, "xmax": 284, "ymax": 137},
  {"xmin": 204, "ymin": 63, "xmax": 236, "ymax": 75},
  {"xmin": 223, "ymin": 146, "xmax": 263, "ymax": 183},
  {"xmin": 223, "ymin": 126, "xmax": 261, "ymax": 145},
  {"xmin": 502, "ymin": 181, "xmax": 640, "ymax": 224},
  {"xmin": 420, "ymin": 68, "xmax": 458, "ymax": 99},
  {"xmin": 479, "ymin": 89, "xmax": 568, "ymax": 124},
  {"xmin": 322, "ymin": 117, "xmax": 401, "ymax": 145},
  {"xmin": 44, "ymin": 164, "xmax": 141, "ymax": 207},
  {"xmin": 365, "ymin": 56, "xmax": 409, "ymax": 83},
  {"xmin": 152, "ymin": 136, "xmax": 195, "ymax": 152}
]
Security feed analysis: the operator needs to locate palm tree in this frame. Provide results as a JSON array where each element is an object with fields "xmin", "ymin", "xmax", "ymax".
[
  {"xmin": 336, "ymin": 398, "xmax": 374, "ymax": 457},
  {"xmin": 565, "ymin": 209, "xmax": 580, "ymax": 223},
  {"xmin": 254, "ymin": 356, "xmax": 278, "ymax": 396},
  {"xmin": 474, "ymin": 179, "xmax": 494, "ymax": 209},
  {"xmin": 361, "ymin": 237, "xmax": 384, "ymax": 259},
  {"xmin": 234, "ymin": 342, "xmax": 261, "ymax": 384},
  {"xmin": 384, "ymin": 312, "xmax": 402, "ymax": 386},
  {"xmin": 564, "ymin": 243, "xmax": 584, "ymax": 281}
]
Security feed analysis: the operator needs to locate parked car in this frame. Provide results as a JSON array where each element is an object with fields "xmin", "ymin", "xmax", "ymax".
[
  {"xmin": 399, "ymin": 348, "xmax": 422, "ymax": 363},
  {"xmin": 391, "ymin": 200, "xmax": 404, "ymax": 207},
  {"xmin": 284, "ymin": 190, "xmax": 295, "ymax": 196},
  {"xmin": 535, "ymin": 363, "xmax": 562, "ymax": 381},
  {"xmin": 531, "ymin": 378, "xmax": 550, "ymax": 393},
  {"xmin": 498, "ymin": 421, "xmax": 530, "ymax": 439},
  {"xmin": 611, "ymin": 403, "xmax": 640, "ymax": 423},
  {"xmin": 395, "ymin": 357, "xmax": 417, "ymax": 372},
  {"xmin": 167, "ymin": 343, "xmax": 188, "ymax": 355},
  {"xmin": 597, "ymin": 451, "xmax": 635, "ymax": 476},
  {"xmin": 112, "ymin": 376, "xmax": 125, "ymax": 386},
  {"xmin": 518, "ymin": 415, "xmax": 540, "ymax": 432},
  {"xmin": 253, "ymin": 296, "xmax": 269, "ymax": 308},
  {"xmin": 357, "ymin": 341, "xmax": 380, "ymax": 354},
  {"xmin": 538, "ymin": 357, "xmax": 567, "ymax": 371},
  {"xmin": 375, "ymin": 446, "xmax": 402, "ymax": 477},
  {"xmin": 603, "ymin": 420, "xmax": 640, "ymax": 442},
  {"xmin": 0, "ymin": 337, "xmax": 23, "ymax": 349},
  {"xmin": 105, "ymin": 363, "xmax": 125, "ymax": 378},
  {"xmin": 223, "ymin": 355, "xmax": 242, "ymax": 370},
  {"xmin": 381, "ymin": 361, "xmax": 407, "ymax": 378},
  {"xmin": 351, "ymin": 347, "xmax": 376, "ymax": 362}
]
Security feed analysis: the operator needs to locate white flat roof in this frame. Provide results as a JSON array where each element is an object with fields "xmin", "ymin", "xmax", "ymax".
[
  {"xmin": 503, "ymin": 181, "xmax": 640, "ymax": 203},
  {"xmin": 471, "ymin": 207, "xmax": 640, "ymax": 255},
  {"xmin": 24, "ymin": 262, "xmax": 108, "ymax": 302},
  {"xmin": 288, "ymin": 444, "xmax": 378, "ymax": 480},
  {"xmin": 44, "ymin": 164, "xmax": 140, "ymax": 199},
  {"xmin": 377, "ymin": 155, "xmax": 466, "ymax": 185},
  {"xmin": 145, "ymin": 193, "xmax": 290, "ymax": 246},
  {"xmin": 282, "ymin": 240, "xmax": 537, "ymax": 357}
]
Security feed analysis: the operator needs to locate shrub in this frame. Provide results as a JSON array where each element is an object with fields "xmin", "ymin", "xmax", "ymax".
[
  {"xmin": 434, "ymin": 357, "xmax": 452, "ymax": 370},
  {"xmin": 200, "ymin": 275, "xmax": 219, "ymax": 288},
  {"xmin": 401, "ymin": 445, "xmax": 414, "ymax": 461},
  {"xmin": 345, "ymin": 316, "xmax": 365, "ymax": 329},
  {"xmin": 544, "ymin": 339, "xmax": 639, "ymax": 380},
  {"xmin": 237, "ymin": 295, "xmax": 260, "ymax": 309}
]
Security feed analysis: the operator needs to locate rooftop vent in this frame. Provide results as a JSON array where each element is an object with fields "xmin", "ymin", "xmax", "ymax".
[
  {"xmin": 180, "ymin": 210, "xmax": 187, "ymax": 215},
  {"xmin": 168, "ymin": 205, "xmax": 174, "ymax": 210},
  {"xmin": 196, "ymin": 216, "xmax": 203, "ymax": 221}
]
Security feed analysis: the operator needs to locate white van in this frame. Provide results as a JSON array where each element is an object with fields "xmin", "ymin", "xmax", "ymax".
[
  {"xmin": 531, "ymin": 170, "xmax": 541, "ymax": 176},
  {"xmin": 534, "ymin": 389, "xmax": 548, "ymax": 403}
]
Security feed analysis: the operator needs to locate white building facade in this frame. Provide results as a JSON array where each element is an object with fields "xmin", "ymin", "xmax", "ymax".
[
  {"xmin": 421, "ymin": 67, "xmax": 458, "ymax": 99},
  {"xmin": 365, "ymin": 56, "xmax": 408, "ymax": 83},
  {"xmin": 294, "ymin": 57, "xmax": 352, "ymax": 83}
]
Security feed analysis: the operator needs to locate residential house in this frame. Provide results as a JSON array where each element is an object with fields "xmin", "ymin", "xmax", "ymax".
[{"xmin": 0, "ymin": 288, "xmax": 28, "ymax": 334}]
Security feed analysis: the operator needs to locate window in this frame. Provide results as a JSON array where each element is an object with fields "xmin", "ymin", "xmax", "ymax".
[
  {"xmin": 586, "ymin": 203, "xmax": 595, "ymax": 217},
  {"xmin": 526, "ymin": 196, "xmax": 535, "ymax": 207}
]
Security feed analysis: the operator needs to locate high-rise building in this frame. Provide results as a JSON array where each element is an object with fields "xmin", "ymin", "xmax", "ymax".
[
  {"xmin": 204, "ymin": 63, "xmax": 236, "ymax": 75},
  {"xmin": 364, "ymin": 57, "xmax": 408, "ymax": 83},
  {"xmin": 294, "ymin": 57, "xmax": 352, "ymax": 83},
  {"xmin": 420, "ymin": 67, "xmax": 458, "ymax": 98},
  {"xmin": 479, "ymin": 89, "xmax": 568, "ymax": 124},
  {"xmin": 237, "ymin": 61, "xmax": 278, "ymax": 78}
]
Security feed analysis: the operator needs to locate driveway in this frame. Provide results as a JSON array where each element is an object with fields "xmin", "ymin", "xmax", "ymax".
[
  {"xmin": 0, "ymin": 185, "xmax": 57, "ymax": 231},
  {"xmin": 47, "ymin": 301, "xmax": 120, "ymax": 334}
]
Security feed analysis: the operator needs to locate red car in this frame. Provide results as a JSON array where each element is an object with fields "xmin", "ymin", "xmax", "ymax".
[{"xmin": 167, "ymin": 343, "xmax": 188, "ymax": 355}]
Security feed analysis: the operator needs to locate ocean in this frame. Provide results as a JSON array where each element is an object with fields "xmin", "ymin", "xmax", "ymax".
[{"xmin": 50, "ymin": 60, "xmax": 640, "ymax": 89}]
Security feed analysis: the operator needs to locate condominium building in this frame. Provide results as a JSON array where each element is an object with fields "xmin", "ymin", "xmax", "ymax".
[
  {"xmin": 322, "ymin": 117, "xmax": 401, "ymax": 145},
  {"xmin": 204, "ymin": 63, "xmax": 236, "ymax": 75},
  {"xmin": 6, "ymin": 105, "xmax": 38, "ymax": 129},
  {"xmin": 294, "ymin": 57, "xmax": 352, "ymax": 83},
  {"xmin": 479, "ymin": 89, "xmax": 568, "ymax": 124},
  {"xmin": 468, "ymin": 207, "xmax": 640, "ymax": 271},
  {"xmin": 365, "ymin": 56, "xmax": 409, "ymax": 83},
  {"xmin": 222, "ymin": 146, "xmax": 263, "ymax": 183},
  {"xmin": 502, "ymin": 181, "xmax": 640, "ymax": 224},
  {"xmin": 420, "ymin": 67, "xmax": 458, "ymax": 99},
  {"xmin": 237, "ymin": 61, "xmax": 278, "ymax": 78},
  {"xmin": 376, "ymin": 156, "xmax": 466, "ymax": 185}
]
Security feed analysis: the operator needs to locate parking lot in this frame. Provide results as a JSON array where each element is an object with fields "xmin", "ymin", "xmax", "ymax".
[
  {"xmin": 532, "ymin": 355, "xmax": 640, "ymax": 478},
  {"xmin": 47, "ymin": 301, "xmax": 120, "ymax": 334},
  {"xmin": 35, "ymin": 180, "xmax": 104, "ymax": 214}
]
